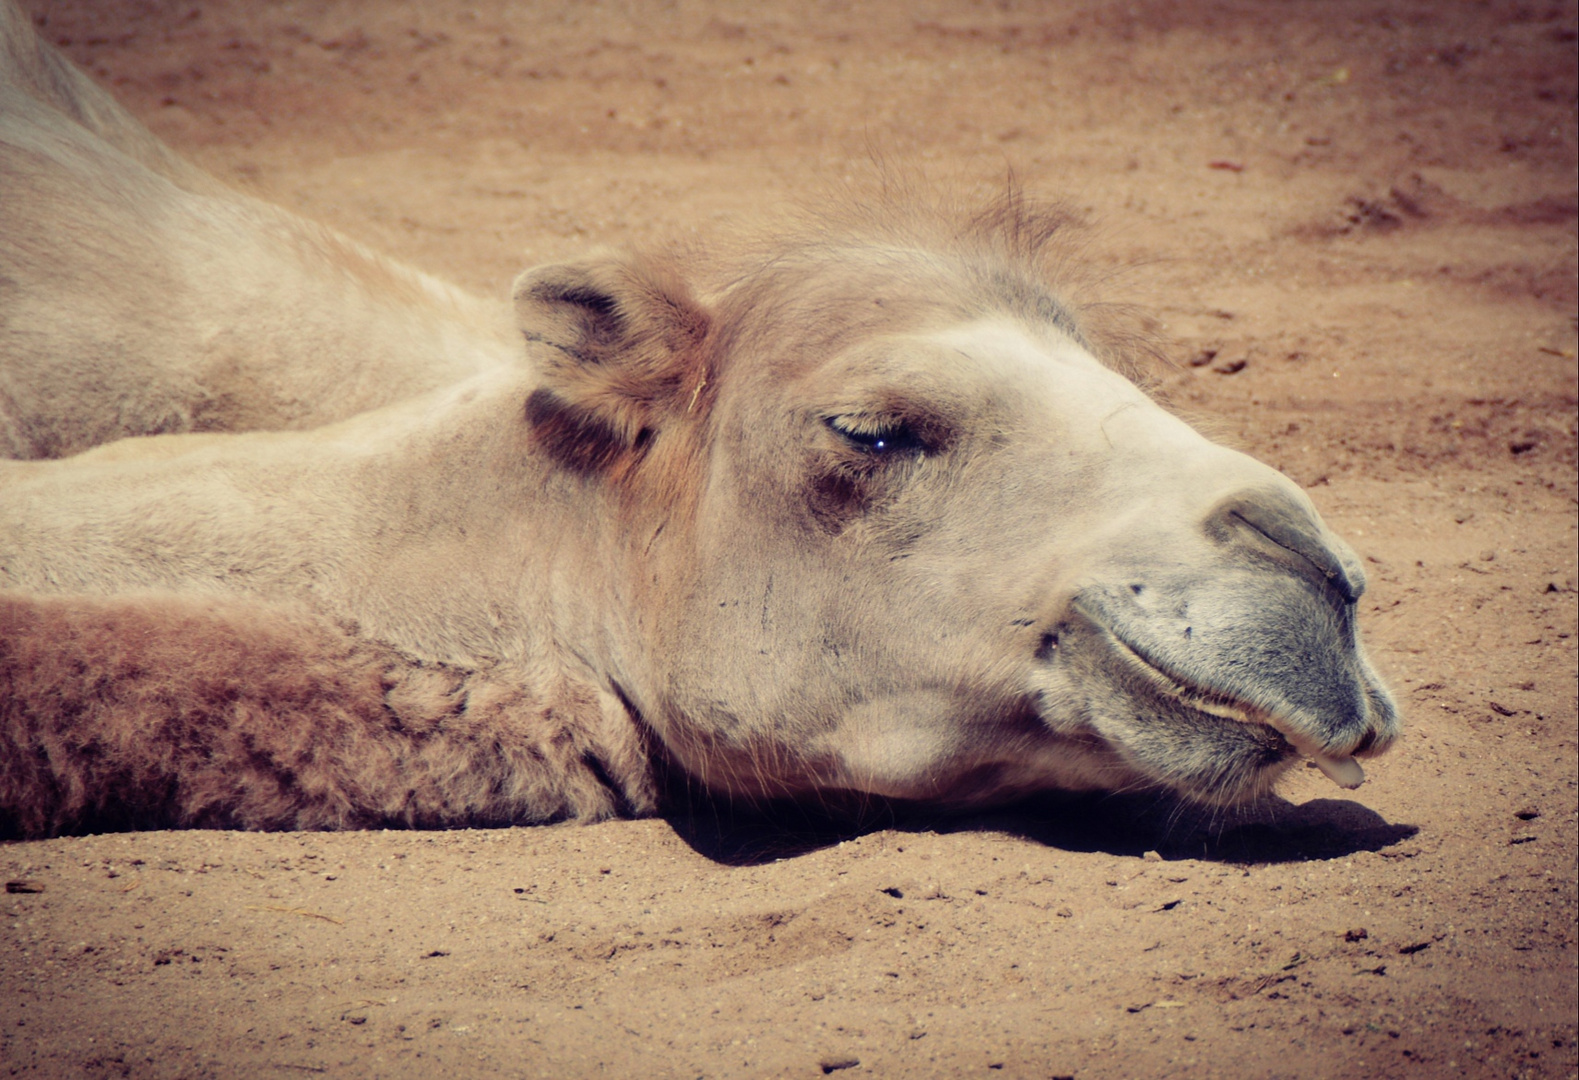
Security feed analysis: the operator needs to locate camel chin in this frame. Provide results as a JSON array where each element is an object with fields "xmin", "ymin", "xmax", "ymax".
[{"xmin": 0, "ymin": 0, "xmax": 1399, "ymax": 837}]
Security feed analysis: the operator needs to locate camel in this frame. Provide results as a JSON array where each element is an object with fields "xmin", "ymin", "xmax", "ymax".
[{"xmin": 0, "ymin": 4, "xmax": 1399, "ymax": 837}]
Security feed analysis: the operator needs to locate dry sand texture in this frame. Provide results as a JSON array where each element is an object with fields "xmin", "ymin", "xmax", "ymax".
[{"xmin": 3, "ymin": 2, "xmax": 1576, "ymax": 1077}]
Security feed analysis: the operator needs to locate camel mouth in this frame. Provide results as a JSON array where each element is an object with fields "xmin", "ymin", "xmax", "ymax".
[{"xmin": 1094, "ymin": 622, "xmax": 1367, "ymax": 791}]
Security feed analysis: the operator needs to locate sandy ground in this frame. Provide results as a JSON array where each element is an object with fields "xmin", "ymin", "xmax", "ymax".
[{"xmin": 3, "ymin": 1, "xmax": 1577, "ymax": 1077}]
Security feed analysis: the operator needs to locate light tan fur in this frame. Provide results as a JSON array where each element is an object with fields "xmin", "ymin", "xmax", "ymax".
[
  {"xmin": 0, "ymin": 1, "xmax": 516, "ymax": 459},
  {"xmin": 0, "ymin": 5, "xmax": 1399, "ymax": 837}
]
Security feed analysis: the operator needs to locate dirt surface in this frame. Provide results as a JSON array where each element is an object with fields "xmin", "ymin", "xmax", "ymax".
[{"xmin": 4, "ymin": 1, "xmax": 1577, "ymax": 1077}]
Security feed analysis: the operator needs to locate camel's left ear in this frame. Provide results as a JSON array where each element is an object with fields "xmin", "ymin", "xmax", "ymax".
[{"xmin": 514, "ymin": 251, "xmax": 712, "ymax": 473}]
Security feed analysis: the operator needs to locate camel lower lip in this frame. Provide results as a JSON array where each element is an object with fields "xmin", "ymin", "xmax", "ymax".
[{"xmin": 1097, "ymin": 623, "xmax": 1366, "ymax": 791}]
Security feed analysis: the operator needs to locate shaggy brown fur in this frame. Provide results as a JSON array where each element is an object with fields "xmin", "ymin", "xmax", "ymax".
[{"xmin": 0, "ymin": 593, "xmax": 655, "ymax": 838}]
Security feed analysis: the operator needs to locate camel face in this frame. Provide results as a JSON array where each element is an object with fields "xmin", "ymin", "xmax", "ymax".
[{"xmin": 528, "ymin": 253, "xmax": 1401, "ymax": 810}]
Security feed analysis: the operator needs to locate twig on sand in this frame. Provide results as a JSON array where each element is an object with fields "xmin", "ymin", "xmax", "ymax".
[{"xmin": 248, "ymin": 904, "xmax": 345, "ymax": 925}]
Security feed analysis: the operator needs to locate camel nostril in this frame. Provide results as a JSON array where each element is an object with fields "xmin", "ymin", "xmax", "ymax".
[{"xmin": 1212, "ymin": 490, "xmax": 1365, "ymax": 604}]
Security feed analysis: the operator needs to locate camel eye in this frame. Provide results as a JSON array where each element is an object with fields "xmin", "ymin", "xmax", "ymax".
[{"xmin": 826, "ymin": 415, "xmax": 924, "ymax": 455}]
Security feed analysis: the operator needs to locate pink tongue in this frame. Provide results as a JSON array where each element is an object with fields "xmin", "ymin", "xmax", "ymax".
[{"xmin": 1312, "ymin": 754, "xmax": 1364, "ymax": 789}]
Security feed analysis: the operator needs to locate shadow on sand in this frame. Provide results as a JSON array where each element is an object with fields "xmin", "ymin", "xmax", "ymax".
[{"xmin": 663, "ymin": 784, "xmax": 1418, "ymax": 868}]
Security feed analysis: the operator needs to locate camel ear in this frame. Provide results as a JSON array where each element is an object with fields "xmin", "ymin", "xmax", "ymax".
[{"xmin": 514, "ymin": 252, "xmax": 711, "ymax": 473}]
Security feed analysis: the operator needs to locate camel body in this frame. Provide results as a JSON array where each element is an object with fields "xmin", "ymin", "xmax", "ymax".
[{"xmin": 0, "ymin": 2, "xmax": 1399, "ymax": 836}]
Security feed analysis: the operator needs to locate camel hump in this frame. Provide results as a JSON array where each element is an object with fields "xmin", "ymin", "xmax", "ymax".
[{"xmin": 0, "ymin": 2, "xmax": 224, "ymax": 197}]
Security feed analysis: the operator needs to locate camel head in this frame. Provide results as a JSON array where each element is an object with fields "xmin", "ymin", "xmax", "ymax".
[{"xmin": 513, "ymin": 200, "xmax": 1401, "ymax": 811}]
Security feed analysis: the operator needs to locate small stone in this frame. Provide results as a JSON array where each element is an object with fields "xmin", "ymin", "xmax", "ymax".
[
  {"xmin": 1513, "ymin": 807, "xmax": 1540, "ymax": 821},
  {"xmin": 1143, "ymin": 850, "xmax": 1163, "ymax": 862},
  {"xmin": 1344, "ymin": 927, "xmax": 1369, "ymax": 942}
]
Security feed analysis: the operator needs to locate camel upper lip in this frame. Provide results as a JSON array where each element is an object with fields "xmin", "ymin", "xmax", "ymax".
[
  {"xmin": 1100, "ymin": 625, "xmax": 1274, "ymax": 728},
  {"xmin": 1077, "ymin": 606, "xmax": 1366, "ymax": 788}
]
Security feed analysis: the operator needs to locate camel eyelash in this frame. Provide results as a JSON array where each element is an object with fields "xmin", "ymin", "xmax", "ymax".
[{"xmin": 823, "ymin": 414, "xmax": 936, "ymax": 457}]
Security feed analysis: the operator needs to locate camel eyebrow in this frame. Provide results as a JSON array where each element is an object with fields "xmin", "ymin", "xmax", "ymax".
[{"xmin": 823, "ymin": 393, "xmax": 937, "ymax": 424}]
